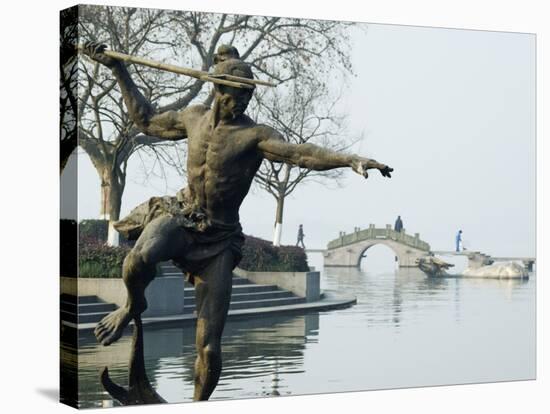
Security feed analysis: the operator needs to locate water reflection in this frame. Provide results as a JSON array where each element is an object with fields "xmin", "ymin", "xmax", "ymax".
[
  {"xmin": 71, "ymin": 267, "xmax": 535, "ymax": 408},
  {"xmin": 75, "ymin": 312, "xmax": 319, "ymax": 406},
  {"xmin": 323, "ymin": 267, "xmax": 531, "ymax": 328},
  {"xmin": 322, "ymin": 267, "xmax": 452, "ymax": 329},
  {"xmin": 60, "ymin": 327, "xmax": 78, "ymax": 407}
]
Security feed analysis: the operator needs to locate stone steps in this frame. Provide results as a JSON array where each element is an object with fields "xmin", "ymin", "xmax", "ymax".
[
  {"xmin": 183, "ymin": 296, "xmax": 306, "ymax": 314},
  {"xmin": 183, "ymin": 289, "xmax": 295, "ymax": 306},
  {"xmin": 76, "ymin": 311, "xmax": 118, "ymax": 324},
  {"xmin": 60, "ymin": 300, "xmax": 117, "ymax": 314},
  {"xmin": 182, "ymin": 276, "xmax": 304, "ymax": 314},
  {"xmin": 60, "ymin": 294, "xmax": 118, "ymax": 324},
  {"xmin": 61, "ymin": 294, "xmax": 101, "ymax": 304},
  {"xmin": 196, "ymin": 283, "xmax": 278, "ymax": 294},
  {"xmin": 61, "ymin": 267, "xmax": 306, "ymax": 324},
  {"xmin": 160, "ymin": 262, "xmax": 251, "ymax": 285}
]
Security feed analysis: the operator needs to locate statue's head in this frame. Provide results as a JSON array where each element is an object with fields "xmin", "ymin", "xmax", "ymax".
[
  {"xmin": 212, "ymin": 45, "xmax": 255, "ymax": 121},
  {"xmin": 213, "ymin": 45, "xmax": 240, "ymax": 64}
]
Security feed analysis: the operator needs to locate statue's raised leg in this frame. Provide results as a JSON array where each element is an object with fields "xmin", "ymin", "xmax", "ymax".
[{"xmin": 95, "ymin": 215, "xmax": 188, "ymax": 346}]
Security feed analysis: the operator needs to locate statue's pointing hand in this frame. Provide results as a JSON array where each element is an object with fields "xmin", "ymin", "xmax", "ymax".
[
  {"xmin": 351, "ymin": 156, "xmax": 393, "ymax": 179},
  {"xmin": 83, "ymin": 42, "xmax": 119, "ymax": 68},
  {"xmin": 379, "ymin": 165, "xmax": 393, "ymax": 178}
]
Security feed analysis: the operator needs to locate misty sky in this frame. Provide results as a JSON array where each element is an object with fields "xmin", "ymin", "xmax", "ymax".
[{"xmin": 63, "ymin": 22, "xmax": 535, "ymax": 260}]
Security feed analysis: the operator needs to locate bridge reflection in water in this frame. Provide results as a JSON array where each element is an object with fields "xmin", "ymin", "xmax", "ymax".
[{"xmin": 64, "ymin": 264, "xmax": 535, "ymax": 408}]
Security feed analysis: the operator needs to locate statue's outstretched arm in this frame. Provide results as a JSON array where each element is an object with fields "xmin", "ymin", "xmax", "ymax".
[
  {"xmin": 257, "ymin": 131, "xmax": 393, "ymax": 179},
  {"xmin": 82, "ymin": 43, "xmax": 188, "ymax": 141}
]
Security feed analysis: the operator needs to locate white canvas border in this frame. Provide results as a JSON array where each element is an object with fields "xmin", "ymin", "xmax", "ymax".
[{"xmin": 0, "ymin": 0, "xmax": 546, "ymax": 413}]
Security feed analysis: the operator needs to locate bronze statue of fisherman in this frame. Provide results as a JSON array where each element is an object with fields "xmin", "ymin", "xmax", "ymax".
[{"xmin": 83, "ymin": 43, "xmax": 393, "ymax": 402}]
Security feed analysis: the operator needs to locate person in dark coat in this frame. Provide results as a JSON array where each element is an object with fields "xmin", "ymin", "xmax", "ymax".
[
  {"xmin": 394, "ymin": 215, "xmax": 403, "ymax": 232},
  {"xmin": 296, "ymin": 224, "xmax": 305, "ymax": 248}
]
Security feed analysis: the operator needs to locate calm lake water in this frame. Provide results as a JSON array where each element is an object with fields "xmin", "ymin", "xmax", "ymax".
[{"xmin": 68, "ymin": 263, "xmax": 536, "ymax": 408}]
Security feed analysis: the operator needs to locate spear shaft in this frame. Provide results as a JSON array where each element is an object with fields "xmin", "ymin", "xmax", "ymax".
[{"xmin": 78, "ymin": 46, "xmax": 275, "ymax": 89}]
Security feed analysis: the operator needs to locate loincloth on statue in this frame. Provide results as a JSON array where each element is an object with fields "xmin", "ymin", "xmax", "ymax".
[
  {"xmin": 171, "ymin": 222, "xmax": 244, "ymax": 285},
  {"xmin": 113, "ymin": 191, "xmax": 244, "ymax": 285}
]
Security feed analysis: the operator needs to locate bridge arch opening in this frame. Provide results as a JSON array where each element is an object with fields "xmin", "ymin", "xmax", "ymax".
[{"xmin": 359, "ymin": 244, "xmax": 399, "ymax": 273}]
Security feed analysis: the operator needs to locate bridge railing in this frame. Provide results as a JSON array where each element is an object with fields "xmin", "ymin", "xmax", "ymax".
[{"xmin": 327, "ymin": 225, "xmax": 430, "ymax": 252}]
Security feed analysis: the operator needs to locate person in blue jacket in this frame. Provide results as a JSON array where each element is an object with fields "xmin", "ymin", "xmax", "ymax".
[{"xmin": 455, "ymin": 230, "xmax": 463, "ymax": 252}]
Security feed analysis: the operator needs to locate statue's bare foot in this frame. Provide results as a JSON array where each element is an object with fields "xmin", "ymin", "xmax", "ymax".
[{"xmin": 94, "ymin": 308, "xmax": 133, "ymax": 346}]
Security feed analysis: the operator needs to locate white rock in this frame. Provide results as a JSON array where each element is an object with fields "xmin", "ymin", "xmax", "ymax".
[{"xmin": 462, "ymin": 262, "xmax": 528, "ymax": 279}]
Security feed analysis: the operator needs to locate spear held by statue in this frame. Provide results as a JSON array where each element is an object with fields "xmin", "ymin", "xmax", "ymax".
[{"xmin": 78, "ymin": 43, "xmax": 276, "ymax": 89}]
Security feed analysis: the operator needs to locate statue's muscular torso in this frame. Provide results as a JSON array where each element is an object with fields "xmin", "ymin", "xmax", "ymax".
[{"xmin": 181, "ymin": 105, "xmax": 268, "ymax": 226}]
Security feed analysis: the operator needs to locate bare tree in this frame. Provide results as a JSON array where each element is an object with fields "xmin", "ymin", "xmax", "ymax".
[
  {"xmin": 252, "ymin": 79, "xmax": 359, "ymax": 246},
  {"xmin": 60, "ymin": 7, "xmax": 78, "ymax": 173},
  {"xmin": 78, "ymin": 5, "xmax": 354, "ymax": 245},
  {"xmin": 78, "ymin": 6, "xmax": 187, "ymax": 244}
]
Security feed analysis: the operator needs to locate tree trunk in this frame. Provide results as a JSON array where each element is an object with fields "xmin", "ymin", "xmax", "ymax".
[
  {"xmin": 107, "ymin": 180, "xmax": 123, "ymax": 246},
  {"xmin": 81, "ymin": 141, "xmax": 128, "ymax": 247},
  {"xmin": 60, "ymin": 132, "xmax": 77, "ymax": 174},
  {"xmin": 99, "ymin": 181, "xmax": 110, "ymax": 220},
  {"xmin": 107, "ymin": 180, "xmax": 123, "ymax": 222},
  {"xmin": 99, "ymin": 168, "xmax": 125, "ymax": 246},
  {"xmin": 272, "ymin": 193, "xmax": 285, "ymax": 246}
]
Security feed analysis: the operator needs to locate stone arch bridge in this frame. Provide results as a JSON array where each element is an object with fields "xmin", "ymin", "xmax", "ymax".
[
  {"xmin": 323, "ymin": 224, "xmax": 430, "ymax": 268},
  {"xmin": 319, "ymin": 225, "xmax": 535, "ymax": 271}
]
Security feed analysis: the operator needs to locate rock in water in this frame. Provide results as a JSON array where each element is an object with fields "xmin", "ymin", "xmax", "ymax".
[{"xmin": 463, "ymin": 262, "xmax": 528, "ymax": 279}]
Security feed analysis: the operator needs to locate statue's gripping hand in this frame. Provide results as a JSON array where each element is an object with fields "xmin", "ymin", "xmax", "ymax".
[
  {"xmin": 83, "ymin": 42, "xmax": 120, "ymax": 68},
  {"xmin": 351, "ymin": 157, "xmax": 393, "ymax": 179}
]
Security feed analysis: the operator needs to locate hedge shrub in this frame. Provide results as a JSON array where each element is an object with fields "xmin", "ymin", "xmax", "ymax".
[
  {"xmin": 79, "ymin": 219, "xmax": 134, "ymax": 246},
  {"xmin": 239, "ymin": 235, "xmax": 309, "ymax": 272},
  {"xmin": 79, "ymin": 219, "xmax": 108, "ymax": 243},
  {"xmin": 78, "ymin": 241, "xmax": 130, "ymax": 278},
  {"xmin": 77, "ymin": 227, "xmax": 309, "ymax": 277}
]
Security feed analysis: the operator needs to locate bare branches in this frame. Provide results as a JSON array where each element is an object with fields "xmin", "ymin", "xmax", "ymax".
[
  {"xmin": 253, "ymin": 77, "xmax": 358, "ymax": 213},
  {"xmin": 76, "ymin": 5, "xmax": 354, "ymax": 223},
  {"xmin": 78, "ymin": 6, "xmax": 191, "ymax": 219},
  {"xmin": 60, "ymin": 6, "xmax": 79, "ymax": 173}
]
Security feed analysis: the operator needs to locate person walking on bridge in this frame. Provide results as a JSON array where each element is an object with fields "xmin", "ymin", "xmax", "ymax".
[
  {"xmin": 455, "ymin": 229, "xmax": 463, "ymax": 252},
  {"xmin": 394, "ymin": 215, "xmax": 403, "ymax": 232},
  {"xmin": 296, "ymin": 224, "xmax": 306, "ymax": 248}
]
